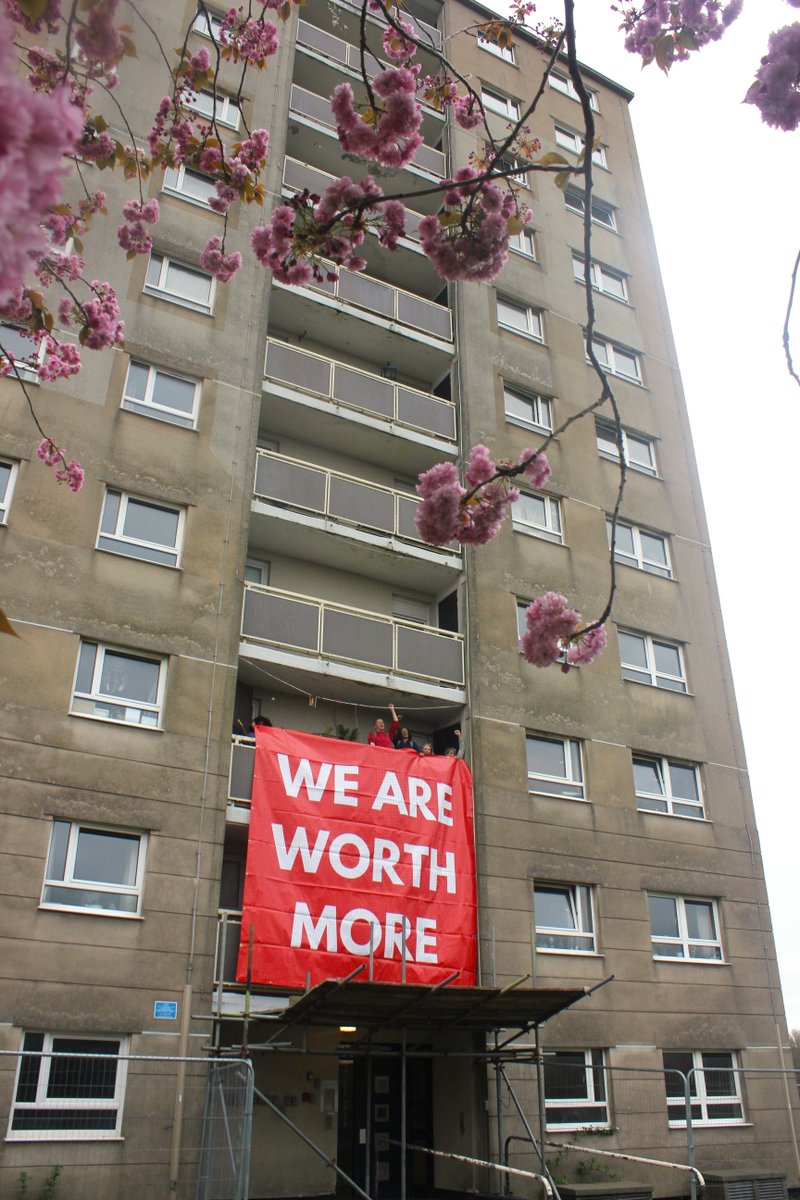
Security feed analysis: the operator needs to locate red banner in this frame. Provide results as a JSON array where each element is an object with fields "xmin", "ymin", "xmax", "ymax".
[{"xmin": 237, "ymin": 726, "xmax": 477, "ymax": 988}]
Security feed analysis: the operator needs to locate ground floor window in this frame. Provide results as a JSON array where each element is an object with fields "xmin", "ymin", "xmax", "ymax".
[
  {"xmin": 662, "ymin": 1050, "xmax": 744, "ymax": 1126},
  {"xmin": 544, "ymin": 1049, "xmax": 609, "ymax": 1129},
  {"xmin": 9, "ymin": 1032, "xmax": 128, "ymax": 1139}
]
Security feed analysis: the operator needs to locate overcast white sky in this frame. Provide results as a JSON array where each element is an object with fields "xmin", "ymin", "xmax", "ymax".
[{"xmin": 538, "ymin": 1, "xmax": 800, "ymax": 1030}]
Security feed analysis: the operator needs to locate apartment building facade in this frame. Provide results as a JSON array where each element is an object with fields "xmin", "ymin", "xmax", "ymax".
[{"xmin": 0, "ymin": 0, "xmax": 797, "ymax": 1197}]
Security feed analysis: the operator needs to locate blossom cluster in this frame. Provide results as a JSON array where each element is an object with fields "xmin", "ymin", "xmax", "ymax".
[
  {"xmin": 331, "ymin": 66, "xmax": 423, "ymax": 167},
  {"xmin": 418, "ymin": 168, "xmax": 531, "ymax": 282},
  {"xmin": 745, "ymin": 22, "xmax": 800, "ymax": 130},
  {"xmin": 519, "ymin": 591, "xmax": 607, "ymax": 669},
  {"xmin": 415, "ymin": 444, "xmax": 551, "ymax": 546},
  {"xmin": 251, "ymin": 178, "xmax": 405, "ymax": 284},
  {"xmin": 219, "ymin": 8, "xmax": 280, "ymax": 65},
  {"xmin": 117, "ymin": 198, "xmax": 160, "ymax": 257},
  {"xmin": 37, "ymin": 439, "xmax": 84, "ymax": 492},
  {"xmin": 615, "ymin": 0, "xmax": 743, "ymax": 68}
]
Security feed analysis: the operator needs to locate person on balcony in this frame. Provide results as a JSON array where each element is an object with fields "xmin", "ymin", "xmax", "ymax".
[
  {"xmin": 393, "ymin": 725, "xmax": 421, "ymax": 752},
  {"xmin": 368, "ymin": 703, "xmax": 400, "ymax": 748}
]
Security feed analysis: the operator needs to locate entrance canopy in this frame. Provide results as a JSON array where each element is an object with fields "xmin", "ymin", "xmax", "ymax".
[{"xmin": 261, "ymin": 978, "xmax": 588, "ymax": 1036}]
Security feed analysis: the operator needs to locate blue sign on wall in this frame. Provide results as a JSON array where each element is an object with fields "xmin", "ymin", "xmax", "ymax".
[{"xmin": 153, "ymin": 1000, "xmax": 178, "ymax": 1020}]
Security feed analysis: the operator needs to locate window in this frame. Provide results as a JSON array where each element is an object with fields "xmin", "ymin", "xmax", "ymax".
[
  {"xmin": 42, "ymin": 821, "xmax": 146, "ymax": 916},
  {"xmin": 0, "ymin": 323, "xmax": 41, "ymax": 381},
  {"xmin": 509, "ymin": 226, "xmax": 536, "ymax": 258},
  {"xmin": 163, "ymin": 164, "xmax": 218, "ymax": 207},
  {"xmin": 504, "ymin": 384, "xmax": 552, "ymax": 433},
  {"xmin": 513, "ymin": 492, "xmax": 562, "ymax": 543},
  {"xmin": 122, "ymin": 361, "xmax": 200, "ymax": 429},
  {"xmin": 607, "ymin": 518, "xmax": 671, "ymax": 577},
  {"xmin": 144, "ymin": 253, "xmax": 215, "ymax": 313},
  {"xmin": 544, "ymin": 1050, "xmax": 609, "ymax": 1129},
  {"xmin": 97, "ymin": 488, "xmax": 184, "ymax": 568},
  {"xmin": 633, "ymin": 755, "xmax": 704, "ymax": 819},
  {"xmin": 481, "ymin": 85, "xmax": 519, "ymax": 120},
  {"xmin": 554, "ymin": 123, "xmax": 607, "ymax": 168},
  {"xmin": 478, "ymin": 35, "xmax": 514, "ymax": 63},
  {"xmin": 662, "ymin": 1051, "xmax": 744, "ymax": 1126},
  {"xmin": 573, "ymin": 254, "xmax": 629, "ymax": 302},
  {"xmin": 588, "ymin": 335, "xmax": 642, "ymax": 383},
  {"xmin": 550, "ymin": 70, "xmax": 599, "ymax": 110},
  {"xmin": 71, "ymin": 641, "xmax": 167, "ymax": 728},
  {"xmin": 393, "ymin": 594, "xmax": 431, "ymax": 625},
  {"xmin": 618, "ymin": 630, "xmax": 686, "ymax": 692},
  {"xmin": 9, "ymin": 1032, "xmax": 128, "ymax": 1139},
  {"xmin": 497, "ymin": 296, "xmax": 543, "ymax": 341},
  {"xmin": 564, "ymin": 187, "xmax": 616, "ymax": 230},
  {"xmin": 0, "ymin": 458, "xmax": 19, "ymax": 523},
  {"xmin": 648, "ymin": 895, "xmax": 721, "ymax": 961},
  {"xmin": 244, "ymin": 559, "xmax": 270, "ymax": 585},
  {"xmin": 192, "ymin": 7, "xmax": 224, "ymax": 39},
  {"xmin": 184, "ymin": 88, "xmax": 241, "ymax": 130},
  {"xmin": 527, "ymin": 733, "xmax": 584, "ymax": 800},
  {"xmin": 535, "ymin": 883, "xmax": 595, "ymax": 952},
  {"xmin": 595, "ymin": 419, "xmax": 657, "ymax": 476}
]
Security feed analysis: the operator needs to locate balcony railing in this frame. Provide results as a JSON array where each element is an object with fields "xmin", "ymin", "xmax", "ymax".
[
  {"xmin": 215, "ymin": 908, "xmax": 243, "ymax": 985},
  {"xmin": 282, "ymin": 158, "xmax": 424, "ymax": 244},
  {"xmin": 289, "ymin": 84, "xmax": 446, "ymax": 178},
  {"xmin": 254, "ymin": 449, "xmax": 453, "ymax": 553},
  {"xmin": 241, "ymin": 583, "xmax": 465, "ymax": 685},
  {"xmin": 332, "ymin": 0, "xmax": 442, "ymax": 51},
  {"xmin": 264, "ymin": 339, "xmax": 457, "ymax": 442},
  {"xmin": 229, "ymin": 736, "xmax": 255, "ymax": 804},
  {"xmin": 288, "ymin": 258, "xmax": 452, "ymax": 343}
]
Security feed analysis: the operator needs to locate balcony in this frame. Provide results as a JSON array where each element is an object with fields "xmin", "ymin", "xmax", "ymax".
[
  {"xmin": 299, "ymin": 0, "xmax": 443, "ymax": 76},
  {"xmin": 262, "ymin": 339, "xmax": 457, "ymax": 475},
  {"xmin": 269, "ymin": 262, "xmax": 454, "ymax": 381},
  {"xmin": 212, "ymin": 908, "xmax": 293, "ymax": 1014},
  {"xmin": 288, "ymin": 84, "xmax": 447, "ymax": 192},
  {"xmin": 239, "ymin": 582, "xmax": 465, "ymax": 701},
  {"xmin": 293, "ymin": 21, "xmax": 445, "ymax": 150},
  {"xmin": 250, "ymin": 449, "xmax": 461, "ymax": 590}
]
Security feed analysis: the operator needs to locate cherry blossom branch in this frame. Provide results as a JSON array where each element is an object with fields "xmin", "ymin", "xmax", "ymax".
[{"xmin": 783, "ymin": 246, "xmax": 800, "ymax": 388}]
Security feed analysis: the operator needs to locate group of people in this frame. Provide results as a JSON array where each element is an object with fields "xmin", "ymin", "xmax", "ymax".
[{"xmin": 367, "ymin": 704, "xmax": 464, "ymax": 758}]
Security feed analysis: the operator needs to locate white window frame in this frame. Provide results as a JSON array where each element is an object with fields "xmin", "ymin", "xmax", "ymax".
[
  {"xmin": 526, "ymin": 733, "xmax": 584, "ymax": 800},
  {"xmin": 478, "ymin": 35, "xmax": 514, "ymax": 63},
  {"xmin": 504, "ymin": 383, "xmax": 552, "ymax": 433},
  {"xmin": 8, "ymin": 1032, "xmax": 129, "ymax": 1141},
  {"xmin": 70, "ymin": 640, "xmax": 167, "ymax": 729},
  {"xmin": 122, "ymin": 360, "xmax": 201, "ymax": 429},
  {"xmin": 497, "ymin": 296, "xmax": 544, "ymax": 342},
  {"xmin": 549, "ymin": 70, "xmax": 599, "ymax": 110},
  {"xmin": 564, "ymin": 187, "xmax": 617, "ymax": 231},
  {"xmin": 544, "ymin": 1049, "xmax": 609, "ymax": 1131},
  {"xmin": 0, "ymin": 322, "xmax": 44, "ymax": 382},
  {"xmin": 509, "ymin": 226, "xmax": 536, "ymax": 259},
  {"xmin": 392, "ymin": 594, "xmax": 431, "ymax": 626},
  {"xmin": 634, "ymin": 754, "xmax": 704, "ymax": 819},
  {"xmin": 0, "ymin": 458, "xmax": 19, "ymax": 524},
  {"xmin": 607, "ymin": 517, "xmax": 671, "ymax": 577},
  {"xmin": 41, "ymin": 820, "xmax": 147, "ymax": 917},
  {"xmin": 512, "ymin": 491, "xmax": 562, "ymax": 543},
  {"xmin": 162, "ymin": 163, "xmax": 218, "ymax": 208},
  {"xmin": 595, "ymin": 419, "xmax": 658, "ymax": 477},
  {"xmin": 648, "ymin": 894, "xmax": 722, "ymax": 961},
  {"xmin": 192, "ymin": 7, "xmax": 224, "ymax": 40},
  {"xmin": 663, "ymin": 1050, "xmax": 744, "ymax": 1127},
  {"xmin": 588, "ymin": 335, "xmax": 642, "ymax": 383},
  {"xmin": 184, "ymin": 88, "xmax": 241, "ymax": 130},
  {"xmin": 618, "ymin": 629, "xmax": 687, "ymax": 693},
  {"xmin": 573, "ymin": 254, "xmax": 629, "ymax": 303},
  {"xmin": 97, "ymin": 487, "xmax": 185, "ymax": 568},
  {"xmin": 481, "ymin": 85, "xmax": 519, "ymax": 120},
  {"xmin": 244, "ymin": 558, "xmax": 270, "ymax": 585},
  {"xmin": 534, "ymin": 883, "xmax": 595, "ymax": 953},
  {"xmin": 144, "ymin": 253, "xmax": 215, "ymax": 314},
  {"xmin": 554, "ymin": 123, "xmax": 607, "ymax": 168}
]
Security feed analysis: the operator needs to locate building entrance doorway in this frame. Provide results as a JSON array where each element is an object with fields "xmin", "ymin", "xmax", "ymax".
[{"xmin": 336, "ymin": 1053, "xmax": 433, "ymax": 1200}]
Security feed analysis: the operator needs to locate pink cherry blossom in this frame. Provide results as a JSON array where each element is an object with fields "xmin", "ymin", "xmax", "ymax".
[
  {"xmin": 745, "ymin": 23, "xmax": 800, "ymax": 130},
  {"xmin": 200, "ymin": 236, "xmax": 243, "ymax": 282},
  {"xmin": 331, "ymin": 66, "xmax": 423, "ymax": 168},
  {"xmin": 38, "ymin": 337, "xmax": 82, "ymax": 381},
  {"xmin": 414, "ymin": 462, "xmax": 465, "ymax": 545},
  {"xmin": 37, "ymin": 438, "xmax": 62, "ymax": 466},
  {"xmin": 80, "ymin": 282, "xmax": 124, "ymax": 350},
  {"xmin": 454, "ymin": 94, "xmax": 483, "ymax": 129},
  {"xmin": 220, "ymin": 9, "xmax": 279, "ymax": 64},
  {"xmin": 383, "ymin": 20, "xmax": 416, "ymax": 61},
  {"xmin": 518, "ymin": 448, "xmax": 551, "ymax": 489},
  {"xmin": 519, "ymin": 592, "xmax": 580, "ymax": 668},
  {"xmin": 55, "ymin": 459, "xmax": 85, "ymax": 491},
  {"xmin": 416, "ymin": 448, "xmax": 520, "ymax": 547},
  {"xmin": 118, "ymin": 197, "xmax": 161, "ymax": 255},
  {"xmin": 566, "ymin": 626, "xmax": 608, "ymax": 666},
  {"xmin": 419, "ymin": 170, "xmax": 529, "ymax": 283}
]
